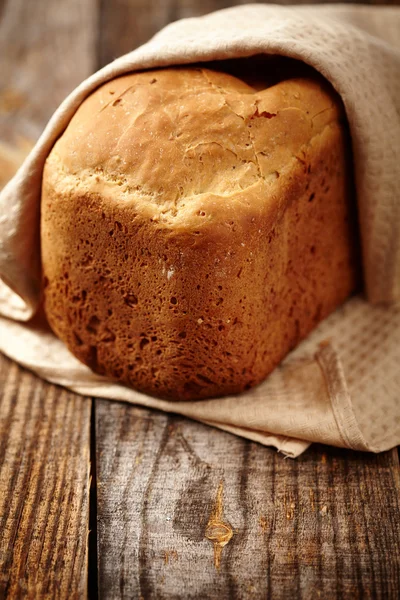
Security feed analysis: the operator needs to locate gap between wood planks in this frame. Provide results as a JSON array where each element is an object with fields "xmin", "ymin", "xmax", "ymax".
[{"xmin": 88, "ymin": 402, "xmax": 99, "ymax": 599}]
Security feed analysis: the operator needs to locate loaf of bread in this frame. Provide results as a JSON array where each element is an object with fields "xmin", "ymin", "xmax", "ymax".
[{"xmin": 41, "ymin": 66, "xmax": 358, "ymax": 400}]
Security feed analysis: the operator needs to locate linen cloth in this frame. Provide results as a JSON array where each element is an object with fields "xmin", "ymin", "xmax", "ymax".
[{"xmin": 0, "ymin": 4, "xmax": 399, "ymax": 457}]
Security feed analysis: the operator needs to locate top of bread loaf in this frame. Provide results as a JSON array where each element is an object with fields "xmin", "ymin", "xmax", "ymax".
[{"xmin": 44, "ymin": 67, "xmax": 341, "ymax": 230}]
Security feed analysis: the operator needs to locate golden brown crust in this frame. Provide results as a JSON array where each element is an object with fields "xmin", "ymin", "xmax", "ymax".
[{"xmin": 41, "ymin": 66, "xmax": 358, "ymax": 400}]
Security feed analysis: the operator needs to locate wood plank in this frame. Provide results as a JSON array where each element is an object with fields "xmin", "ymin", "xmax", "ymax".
[
  {"xmin": 0, "ymin": 353, "xmax": 91, "ymax": 599},
  {"xmin": 0, "ymin": 1, "xmax": 97, "ymax": 597},
  {"xmin": 1, "ymin": 1, "xmax": 398, "ymax": 599},
  {"xmin": 0, "ymin": 0, "xmax": 97, "ymax": 146},
  {"xmin": 95, "ymin": 400, "xmax": 400, "ymax": 599}
]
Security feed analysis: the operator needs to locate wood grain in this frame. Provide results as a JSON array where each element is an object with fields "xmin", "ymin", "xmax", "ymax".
[
  {"xmin": 0, "ymin": 353, "xmax": 91, "ymax": 599},
  {"xmin": 95, "ymin": 3, "xmax": 400, "ymax": 598},
  {"xmin": 95, "ymin": 401, "xmax": 400, "ymax": 600},
  {"xmin": 1, "ymin": 1, "xmax": 400, "ymax": 598},
  {"xmin": 0, "ymin": 1, "xmax": 97, "ymax": 598},
  {"xmin": 0, "ymin": 0, "xmax": 97, "ymax": 146}
]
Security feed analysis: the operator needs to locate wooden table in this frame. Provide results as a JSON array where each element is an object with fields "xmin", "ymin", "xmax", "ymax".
[{"xmin": 0, "ymin": 1, "xmax": 399, "ymax": 598}]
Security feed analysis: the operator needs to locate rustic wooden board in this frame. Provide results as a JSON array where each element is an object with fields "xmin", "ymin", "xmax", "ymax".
[
  {"xmin": 1, "ymin": 0, "xmax": 400, "ymax": 598},
  {"xmin": 0, "ymin": 0, "xmax": 97, "ymax": 598},
  {"xmin": 94, "ymin": 2, "xmax": 400, "ymax": 598},
  {"xmin": 0, "ymin": 354, "xmax": 91, "ymax": 599},
  {"xmin": 0, "ymin": 0, "xmax": 97, "ymax": 147},
  {"xmin": 95, "ymin": 400, "xmax": 400, "ymax": 600}
]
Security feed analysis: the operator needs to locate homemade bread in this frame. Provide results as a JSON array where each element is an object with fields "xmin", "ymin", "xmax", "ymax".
[{"xmin": 41, "ymin": 66, "xmax": 358, "ymax": 400}]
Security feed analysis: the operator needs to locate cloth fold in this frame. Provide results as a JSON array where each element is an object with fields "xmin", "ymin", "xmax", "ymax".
[{"xmin": 0, "ymin": 4, "xmax": 399, "ymax": 457}]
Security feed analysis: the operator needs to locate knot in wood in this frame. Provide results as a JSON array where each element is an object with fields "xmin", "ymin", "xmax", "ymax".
[{"xmin": 205, "ymin": 521, "xmax": 233, "ymax": 545}]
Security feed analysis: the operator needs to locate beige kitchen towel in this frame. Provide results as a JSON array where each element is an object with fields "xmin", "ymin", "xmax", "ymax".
[{"xmin": 0, "ymin": 4, "xmax": 399, "ymax": 457}]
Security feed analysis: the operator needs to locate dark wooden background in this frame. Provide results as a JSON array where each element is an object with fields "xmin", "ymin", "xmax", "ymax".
[{"xmin": 0, "ymin": 1, "xmax": 399, "ymax": 599}]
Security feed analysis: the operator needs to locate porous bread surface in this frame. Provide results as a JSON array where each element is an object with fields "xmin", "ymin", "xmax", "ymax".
[{"xmin": 41, "ymin": 66, "xmax": 358, "ymax": 400}]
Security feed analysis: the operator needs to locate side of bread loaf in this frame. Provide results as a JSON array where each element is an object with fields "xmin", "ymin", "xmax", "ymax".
[{"xmin": 41, "ymin": 67, "xmax": 358, "ymax": 400}]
